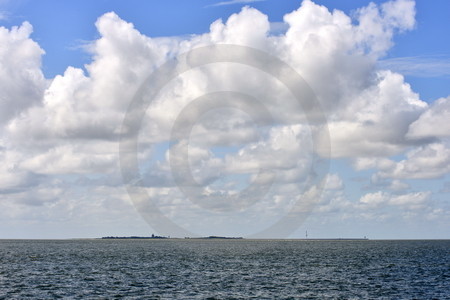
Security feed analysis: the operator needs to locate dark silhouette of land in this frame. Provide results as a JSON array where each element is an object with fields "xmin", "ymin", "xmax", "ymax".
[
  {"xmin": 100, "ymin": 234, "xmax": 368, "ymax": 240},
  {"xmin": 101, "ymin": 234, "xmax": 168, "ymax": 239},
  {"xmin": 185, "ymin": 236, "xmax": 243, "ymax": 239}
]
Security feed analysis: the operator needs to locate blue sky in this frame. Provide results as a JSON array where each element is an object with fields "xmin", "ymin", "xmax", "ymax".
[{"xmin": 0, "ymin": 0, "xmax": 449, "ymax": 239}]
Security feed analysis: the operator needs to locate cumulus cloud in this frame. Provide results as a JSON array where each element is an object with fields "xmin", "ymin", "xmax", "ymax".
[
  {"xmin": 388, "ymin": 179, "xmax": 410, "ymax": 191},
  {"xmin": 407, "ymin": 96, "xmax": 450, "ymax": 139},
  {"xmin": 375, "ymin": 143, "xmax": 450, "ymax": 179},
  {"xmin": 324, "ymin": 174, "xmax": 344, "ymax": 190},
  {"xmin": 318, "ymin": 71, "xmax": 426, "ymax": 158},
  {"xmin": 0, "ymin": 21, "xmax": 46, "ymax": 125},
  {"xmin": 359, "ymin": 191, "xmax": 430, "ymax": 209},
  {"xmin": 20, "ymin": 143, "xmax": 118, "ymax": 175}
]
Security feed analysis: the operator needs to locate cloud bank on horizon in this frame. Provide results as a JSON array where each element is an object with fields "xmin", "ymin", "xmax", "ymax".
[{"xmin": 0, "ymin": 0, "xmax": 448, "ymax": 238}]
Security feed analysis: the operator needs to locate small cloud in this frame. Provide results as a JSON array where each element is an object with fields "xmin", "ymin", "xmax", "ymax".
[
  {"xmin": 389, "ymin": 179, "xmax": 410, "ymax": 192},
  {"xmin": 378, "ymin": 55, "xmax": 450, "ymax": 78},
  {"xmin": 0, "ymin": 11, "xmax": 9, "ymax": 21},
  {"xmin": 324, "ymin": 174, "xmax": 344, "ymax": 190},
  {"xmin": 208, "ymin": 0, "xmax": 265, "ymax": 7},
  {"xmin": 66, "ymin": 39, "xmax": 94, "ymax": 52}
]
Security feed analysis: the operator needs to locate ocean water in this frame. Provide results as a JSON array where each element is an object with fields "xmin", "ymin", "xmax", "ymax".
[{"xmin": 0, "ymin": 239, "xmax": 448, "ymax": 299}]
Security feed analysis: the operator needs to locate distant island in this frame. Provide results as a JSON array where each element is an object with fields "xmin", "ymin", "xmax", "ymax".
[
  {"xmin": 185, "ymin": 236, "xmax": 243, "ymax": 239},
  {"xmin": 100, "ymin": 235, "xmax": 243, "ymax": 240},
  {"xmin": 100, "ymin": 235, "xmax": 367, "ymax": 240},
  {"xmin": 101, "ymin": 234, "xmax": 169, "ymax": 239}
]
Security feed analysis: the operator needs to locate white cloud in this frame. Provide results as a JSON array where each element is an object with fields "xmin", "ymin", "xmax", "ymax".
[
  {"xmin": 209, "ymin": 0, "xmax": 265, "ymax": 7},
  {"xmin": 375, "ymin": 142, "xmax": 450, "ymax": 179},
  {"xmin": 317, "ymin": 71, "xmax": 426, "ymax": 158},
  {"xmin": 360, "ymin": 191, "xmax": 388, "ymax": 207},
  {"xmin": 0, "ymin": 11, "xmax": 8, "ymax": 21},
  {"xmin": 324, "ymin": 173, "xmax": 343, "ymax": 190},
  {"xmin": 389, "ymin": 179, "xmax": 410, "ymax": 191},
  {"xmin": 20, "ymin": 143, "xmax": 118, "ymax": 175},
  {"xmin": 359, "ymin": 191, "xmax": 430, "ymax": 209},
  {"xmin": 353, "ymin": 157, "xmax": 396, "ymax": 171},
  {"xmin": 0, "ymin": 21, "xmax": 46, "ymax": 125},
  {"xmin": 0, "ymin": 152, "xmax": 40, "ymax": 192},
  {"xmin": 389, "ymin": 191, "xmax": 429, "ymax": 206},
  {"xmin": 379, "ymin": 55, "xmax": 450, "ymax": 78},
  {"xmin": 225, "ymin": 125, "xmax": 313, "ymax": 176},
  {"xmin": 209, "ymin": 6, "xmax": 270, "ymax": 48},
  {"xmin": 407, "ymin": 96, "xmax": 450, "ymax": 139}
]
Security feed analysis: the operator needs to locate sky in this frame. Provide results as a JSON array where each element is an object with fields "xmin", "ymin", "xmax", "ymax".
[{"xmin": 0, "ymin": 0, "xmax": 449, "ymax": 239}]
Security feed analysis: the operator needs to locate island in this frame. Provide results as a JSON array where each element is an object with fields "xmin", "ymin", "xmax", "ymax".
[
  {"xmin": 101, "ymin": 234, "xmax": 169, "ymax": 239},
  {"xmin": 184, "ymin": 236, "xmax": 243, "ymax": 239}
]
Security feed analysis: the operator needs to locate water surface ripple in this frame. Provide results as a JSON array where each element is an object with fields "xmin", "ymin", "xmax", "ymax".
[{"xmin": 0, "ymin": 239, "xmax": 448, "ymax": 299}]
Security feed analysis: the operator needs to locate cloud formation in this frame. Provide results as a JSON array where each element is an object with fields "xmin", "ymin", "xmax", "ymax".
[
  {"xmin": 0, "ymin": 11, "xmax": 8, "ymax": 21},
  {"xmin": 209, "ymin": 0, "xmax": 266, "ymax": 7},
  {"xmin": 379, "ymin": 55, "xmax": 450, "ymax": 78},
  {"xmin": 0, "ymin": 0, "xmax": 448, "ymax": 237},
  {"xmin": 0, "ymin": 22, "xmax": 46, "ymax": 125}
]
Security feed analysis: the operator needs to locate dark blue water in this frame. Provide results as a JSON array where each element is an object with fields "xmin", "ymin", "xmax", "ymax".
[{"xmin": 0, "ymin": 239, "xmax": 448, "ymax": 299}]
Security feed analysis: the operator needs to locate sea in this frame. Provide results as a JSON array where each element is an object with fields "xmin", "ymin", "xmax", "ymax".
[{"xmin": 0, "ymin": 239, "xmax": 448, "ymax": 299}]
